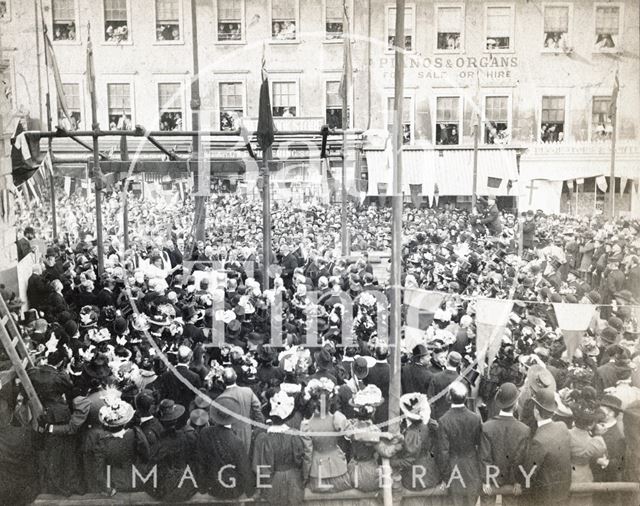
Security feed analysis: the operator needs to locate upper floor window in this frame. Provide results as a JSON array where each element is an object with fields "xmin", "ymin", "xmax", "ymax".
[
  {"xmin": 52, "ymin": 0, "xmax": 77, "ymax": 41},
  {"xmin": 386, "ymin": 96, "xmax": 412, "ymax": 144},
  {"xmin": 435, "ymin": 96, "xmax": 460, "ymax": 144},
  {"xmin": 104, "ymin": 0, "xmax": 129, "ymax": 43},
  {"xmin": 0, "ymin": 1, "xmax": 8, "ymax": 21},
  {"xmin": 219, "ymin": 82, "xmax": 244, "ymax": 130},
  {"xmin": 155, "ymin": 0, "xmax": 181, "ymax": 41},
  {"xmin": 326, "ymin": 80, "xmax": 343, "ymax": 129},
  {"xmin": 595, "ymin": 5, "xmax": 621, "ymax": 51},
  {"xmin": 271, "ymin": 0, "xmax": 297, "ymax": 41},
  {"xmin": 59, "ymin": 83, "xmax": 81, "ymax": 130},
  {"xmin": 592, "ymin": 96, "xmax": 613, "ymax": 140},
  {"xmin": 483, "ymin": 95, "xmax": 510, "ymax": 144},
  {"xmin": 543, "ymin": 4, "xmax": 570, "ymax": 50},
  {"xmin": 158, "ymin": 83, "xmax": 183, "ymax": 131},
  {"xmin": 436, "ymin": 6, "xmax": 463, "ymax": 52},
  {"xmin": 540, "ymin": 95, "xmax": 565, "ymax": 142},
  {"xmin": 272, "ymin": 81, "xmax": 298, "ymax": 117},
  {"xmin": 107, "ymin": 83, "xmax": 132, "ymax": 129},
  {"xmin": 386, "ymin": 5, "xmax": 414, "ymax": 52},
  {"xmin": 325, "ymin": 0, "xmax": 343, "ymax": 40},
  {"xmin": 217, "ymin": 0, "xmax": 243, "ymax": 42},
  {"xmin": 485, "ymin": 5, "xmax": 513, "ymax": 51}
]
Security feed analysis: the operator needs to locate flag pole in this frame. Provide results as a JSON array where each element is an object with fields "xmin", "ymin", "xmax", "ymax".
[
  {"xmin": 86, "ymin": 23, "xmax": 104, "ymax": 275},
  {"xmin": 39, "ymin": 0, "xmax": 57, "ymax": 239},
  {"xmin": 263, "ymin": 146, "xmax": 272, "ymax": 289},
  {"xmin": 471, "ymin": 75, "xmax": 480, "ymax": 211},
  {"xmin": 609, "ymin": 71, "xmax": 619, "ymax": 219},
  {"xmin": 388, "ymin": 0, "xmax": 405, "ymax": 437},
  {"xmin": 340, "ymin": 0, "xmax": 350, "ymax": 257}
]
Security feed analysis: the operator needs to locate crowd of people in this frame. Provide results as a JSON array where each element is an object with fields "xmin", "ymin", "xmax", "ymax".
[{"xmin": 1, "ymin": 185, "xmax": 640, "ymax": 506}]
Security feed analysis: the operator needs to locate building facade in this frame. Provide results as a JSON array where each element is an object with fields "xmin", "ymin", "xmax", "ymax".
[{"xmin": 0, "ymin": 0, "xmax": 638, "ymax": 214}]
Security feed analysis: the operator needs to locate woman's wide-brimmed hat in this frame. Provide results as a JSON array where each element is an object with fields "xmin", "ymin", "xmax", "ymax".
[
  {"xmin": 155, "ymin": 399, "xmax": 186, "ymax": 422},
  {"xmin": 99, "ymin": 392, "xmax": 134, "ymax": 428},
  {"xmin": 400, "ymin": 392, "xmax": 431, "ymax": 423}
]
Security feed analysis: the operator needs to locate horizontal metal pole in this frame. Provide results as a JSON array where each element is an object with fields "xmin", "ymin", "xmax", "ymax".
[{"xmin": 27, "ymin": 129, "xmax": 357, "ymax": 139}]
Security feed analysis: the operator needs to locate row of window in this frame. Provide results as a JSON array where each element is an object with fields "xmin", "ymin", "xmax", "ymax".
[
  {"xmin": 58, "ymin": 80, "xmax": 344, "ymax": 132},
  {"xmin": 391, "ymin": 94, "xmax": 615, "ymax": 145},
  {"xmin": 46, "ymin": 0, "xmax": 624, "ymax": 52},
  {"xmin": 58, "ymin": 80, "xmax": 614, "ymax": 145}
]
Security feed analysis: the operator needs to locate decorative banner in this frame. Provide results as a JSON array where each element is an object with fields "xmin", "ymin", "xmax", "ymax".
[
  {"xmin": 596, "ymin": 175, "xmax": 608, "ymax": 193},
  {"xmin": 476, "ymin": 298, "xmax": 514, "ymax": 373},
  {"xmin": 620, "ymin": 177, "xmax": 628, "ymax": 197},
  {"xmin": 553, "ymin": 303, "xmax": 597, "ymax": 359}
]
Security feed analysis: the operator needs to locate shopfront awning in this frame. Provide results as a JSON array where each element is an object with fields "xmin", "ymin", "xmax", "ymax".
[{"xmin": 365, "ymin": 148, "xmax": 519, "ymax": 196}]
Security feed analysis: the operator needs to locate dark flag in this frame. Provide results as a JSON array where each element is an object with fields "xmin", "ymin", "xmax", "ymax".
[
  {"xmin": 43, "ymin": 21, "xmax": 70, "ymax": 122},
  {"xmin": 256, "ymin": 56, "xmax": 274, "ymax": 151},
  {"xmin": 10, "ymin": 121, "xmax": 42, "ymax": 186},
  {"xmin": 487, "ymin": 176, "xmax": 502, "ymax": 189}
]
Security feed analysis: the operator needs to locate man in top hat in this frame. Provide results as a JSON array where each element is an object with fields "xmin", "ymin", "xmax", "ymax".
[
  {"xmin": 428, "ymin": 351, "xmax": 462, "ymax": 420},
  {"xmin": 182, "ymin": 305, "xmax": 205, "ymax": 344},
  {"xmin": 156, "ymin": 345, "xmax": 202, "ymax": 421},
  {"xmin": 477, "ymin": 197, "xmax": 502, "ymax": 236},
  {"xmin": 437, "ymin": 381, "xmax": 482, "ymax": 506},
  {"xmin": 196, "ymin": 395, "xmax": 256, "ymax": 500},
  {"xmin": 401, "ymin": 344, "xmax": 433, "ymax": 395},
  {"xmin": 601, "ymin": 256, "xmax": 625, "ymax": 318},
  {"xmin": 598, "ymin": 345, "xmax": 633, "ymax": 389},
  {"xmin": 480, "ymin": 382, "xmax": 530, "ymax": 506},
  {"xmin": 212, "ymin": 368, "xmax": 264, "ymax": 456},
  {"xmin": 522, "ymin": 388, "xmax": 571, "ymax": 506}
]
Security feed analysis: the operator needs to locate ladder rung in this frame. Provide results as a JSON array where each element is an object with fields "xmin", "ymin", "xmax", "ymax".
[
  {"xmin": 11, "ymin": 336, "xmax": 18, "ymax": 348},
  {"xmin": 21, "ymin": 357, "xmax": 29, "ymax": 368},
  {"xmin": 0, "ymin": 315, "xmax": 8, "ymax": 327}
]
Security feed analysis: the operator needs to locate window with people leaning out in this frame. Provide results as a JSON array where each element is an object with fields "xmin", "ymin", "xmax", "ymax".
[
  {"xmin": 386, "ymin": 97, "xmax": 412, "ymax": 145},
  {"xmin": 272, "ymin": 81, "xmax": 297, "ymax": 117},
  {"xmin": 217, "ymin": 0, "xmax": 242, "ymax": 41},
  {"xmin": 484, "ymin": 96, "xmax": 509, "ymax": 145},
  {"xmin": 219, "ymin": 82, "xmax": 244, "ymax": 131},
  {"xmin": 592, "ymin": 96, "xmax": 613, "ymax": 140},
  {"xmin": 436, "ymin": 6, "xmax": 462, "ymax": 51},
  {"xmin": 595, "ymin": 5, "xmax": 620, "ymax": 50},
  {"xmin": 436, "ymin": 96, "xmax": 459, "ymax": 145},
  {"xmin": 540, "ymin": 96, "xmax": 565, "ymax": 143},
  {"xmin": 107, "ymin": 83, "xmax": 132, "ymax": 130},
  {"xmin": 271, "ymin": 0, "xmax": 296, "ymax": 40},
  {"xmin": 325, "ymin": 0, "xmax": 343, "ymax": 40},
  {"xmin": 104, "ymin": 0, "xmax": 129, "ymax": 42},
  {"xmin": 58, "ymin": 83, "xmax": 81, "ymax": 131},
  {"xmin": 158, "ymin": 83, "xmax": 183, "ymax": 131},
  {"xmin": 155, "ymin": 0, "xmax": 180, "ymax": 41},
  {"xmin": 543, "ymin": 5, "xmax": 569, "ymax": 49},
  {"xmin": 52, "ymin": 0, "xmax": 76, "ymax": 40},
  {"xmin": 485, "ymin": 6, "xmax": 512, "ymax": 50},
  {"xmin": 387, "ymin": 6, "xmax": 413, "ymax": 51}
]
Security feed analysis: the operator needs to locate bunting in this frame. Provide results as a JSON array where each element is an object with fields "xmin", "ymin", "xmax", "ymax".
[
  {"xmin": 475, "ymin": 298, "xmax": 513, "ymax": 373},
  {"xmin": 553, "ymin": 302, "xmax": 597, "ymax": 359}
]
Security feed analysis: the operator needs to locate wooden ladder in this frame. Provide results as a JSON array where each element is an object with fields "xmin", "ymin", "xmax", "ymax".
[{"xmin": 0, "ymin": 296, "xmax": 43, "ymax": 421}]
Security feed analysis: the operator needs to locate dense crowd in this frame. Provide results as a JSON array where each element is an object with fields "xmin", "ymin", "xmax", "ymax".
[{"xmin": 1, "ymin": 186, "xmax": 640, "ymax": 506}]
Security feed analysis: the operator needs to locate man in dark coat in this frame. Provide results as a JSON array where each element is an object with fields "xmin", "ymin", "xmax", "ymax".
[
  {"xmin": 592, "ymin": 395, "xmax": 625, "ymax": 506},
  {"xmin": 156, "ymin": 346, "xmax": 202, "ymax": 422},
  {"xmin": 16, "ymin": 226, "xmax": 35, "ymax": 261},
  {"xmin": 363, "ymin": 342, "xmax": 390, "ymax": 425},
  {"xmin": 196, "ymin": 396, "xmax": 256, "ymax": 500},
  {"xmin": 477, "ymin": 197, "xmax": 502, "ymax": 236},
  {"xmin": 480, "ymin": 382, "xmax": 530, "ymax": 506},
  {"xmin": 521, "ymin": 211, "xmax": 536, "ymax": 250},
  {"xmin": 437, "ymin": 381, "xmax": 482, "ymax": 506},
  {"xmin": 27, "ymin": 264, "xmax": 49, "ymax": 310},
  {"xmin": 95, "ymin": 278, "xmax": 117, "ymax": 308},
  {"xmin": 212, "ymin": 368, "xmax": 264, "ymax": 456},
  {"xmin": 428, "ymin": 351, "xmax": 462, "ymax": 420},
  {"xmin": 522, "ymin": 389, "xmax": 571, "ymax": 506},
  {"xmin": 401, "ymin": 344, "xmax": 433, "ymax": 394}
]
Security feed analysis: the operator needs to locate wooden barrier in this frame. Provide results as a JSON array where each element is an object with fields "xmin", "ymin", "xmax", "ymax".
[{"xmin": 33, "ymin": 482, "xmax": 640, "ymax": 506}]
